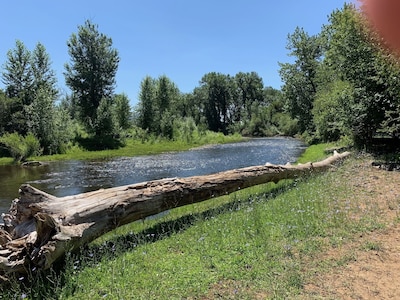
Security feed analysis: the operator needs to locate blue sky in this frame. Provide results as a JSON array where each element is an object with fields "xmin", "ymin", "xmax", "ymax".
[{"xmin": 0, "ymin": 1, "xmax": 357, "ymax": 106}]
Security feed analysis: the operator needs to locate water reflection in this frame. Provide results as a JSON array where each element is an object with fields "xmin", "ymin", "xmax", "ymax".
[{"xmin": 0, "ymin": 138, "xmax": 305, "ymax": 214}]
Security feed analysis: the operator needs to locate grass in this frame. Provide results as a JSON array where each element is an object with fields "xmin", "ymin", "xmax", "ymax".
[
  {"xmin": 296, "ymin": 142, "xmax": 344, "ymax": 164},
  {"xmin": 31, "ymin": 133, "xmax": 244, "ymax": 163},
  {"xmin": 0, "ymin": 132, "xmax": 244, "ymax": 165},
  {"xmin": 0, "ymin": 157, "xmax": 13, "ymax": 165},
  {"xmin": 3, "ymin": 142, "xmax": 382, "ymax": 299}
]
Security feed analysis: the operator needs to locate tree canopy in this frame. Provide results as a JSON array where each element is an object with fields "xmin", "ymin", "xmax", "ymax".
[
  {"xmin": 64, "ymin": 20, "xmax": 120, "ymax": 137},
  {"xmin": 279, "ymin": 3, "xmax": 400, "ymax": 146}
]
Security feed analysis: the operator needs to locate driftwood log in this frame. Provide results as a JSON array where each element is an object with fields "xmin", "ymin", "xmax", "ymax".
[{"xmin": 0, "ymin": 151, "xmax": 351, "ymax": 281}]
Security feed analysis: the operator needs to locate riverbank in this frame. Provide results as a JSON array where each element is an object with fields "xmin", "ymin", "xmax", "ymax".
[
  {"xmin": 0, "ymin": 132, "xmax": 244, "ymax": 165},
  {"xmin": 6, "ymin": 143, "xmax": 398, "ymax": 299}
]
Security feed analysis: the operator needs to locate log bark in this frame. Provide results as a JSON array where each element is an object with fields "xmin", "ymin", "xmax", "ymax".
[{"xmin": 0, "ymin": 151, "xmax": 351, "ymax": 281}]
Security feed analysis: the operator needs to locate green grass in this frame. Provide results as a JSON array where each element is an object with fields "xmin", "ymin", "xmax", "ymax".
[
  {"xmin": 3, "ymin": 143, "xmax": 373, "ymax": 299},
  {"xmin": 37, "ymin": 133, "xmax": 244, "ymax": 162},
  {"xmin": 296, "ymin": 142, "xmax": 335, "ymax": 163},
  {"xmin": 0, "ymin": 157, "xmax": 13, "ymax": 165},
  {"xmin": 0, "ymin": 132, "xmax": 244, "ymax": 165}
]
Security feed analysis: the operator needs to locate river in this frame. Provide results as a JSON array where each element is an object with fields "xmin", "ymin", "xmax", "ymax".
[{"xmin": 0, "ymin": 137, "xmax": 305, "ymax": 214}]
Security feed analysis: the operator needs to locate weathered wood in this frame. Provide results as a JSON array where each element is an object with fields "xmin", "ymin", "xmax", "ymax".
[{"xmin": 0, "ymin": 151, "xmax": 351, "ymax": 280}]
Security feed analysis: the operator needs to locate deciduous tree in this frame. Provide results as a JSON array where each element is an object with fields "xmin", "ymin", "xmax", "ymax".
[
  {"xmin": 279, "ymin": 27, "xmax": 323, "ymax": 133},
  {"xmin": 137, "ymin": 76, "xmax": 156, "ymax": 133},
  {"xmin": 64, "ymin": 20, "xmax": 119, "ymax": 135},
  {"xmin": 114, "ymin": 93, "xmax": 131, "ymax": 131}
]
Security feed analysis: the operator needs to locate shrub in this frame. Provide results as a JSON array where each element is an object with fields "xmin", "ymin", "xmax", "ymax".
[{"xmin": 0, "ymin": 132, "xmax": 41, "ymax": 163}]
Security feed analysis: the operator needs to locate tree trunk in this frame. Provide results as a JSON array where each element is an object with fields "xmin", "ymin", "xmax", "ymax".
[{"xmin": 0, "ymin": 151, "xmax": 351, "ymax": 281}]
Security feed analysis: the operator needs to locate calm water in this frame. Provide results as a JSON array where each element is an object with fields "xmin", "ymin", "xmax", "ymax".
[{"xmin": 0, "ymin": 137, "xmax": 305, "ymax": 214}]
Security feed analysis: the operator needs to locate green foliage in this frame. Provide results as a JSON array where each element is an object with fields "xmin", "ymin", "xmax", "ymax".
[
  {"xmin": 31, "ymin": 42, "xmax": 58, "ymax": 99},
  {"xmin": 172, "ymin": 117, "xmax": 197, "ymax": 143},
  {"xmin": 2, "ymin": 40, "xmax": 33, "ymax": 103},
  {"xmin": 279, "ymin": 3, "xmax": 400, "ymax": 147},
  {"xmin": 313, "ymin": 79, "xmax": 354, "ymax": 141},
  {"xmin": 321, "ymin": 4, "xmax": 386, "ymax": 144},
  {"xmin": 65, "ymin": 20, "xmax": 119, "ymax": 135},
  {"xmin": 233, "ymin": 71, "xmax": 265, "ymax": 123},
  {"xmin": 26, "ymin": 87, "xmax": 56, "ymax": 154},
  {"xmin": 159, "ymin": 110, "xmax": 174, "ymax": 140},
  {"xmin": 1, "ymin": 41, "xmax": 59, "ymax": 138},
  {"xmin": 0, "ymin": 132, "xmax": 41, "ymax": 163},
  {"xmin": 1, "ymin": 41, "xmax": 33, "ymax": 135},
  {"xmin": 198, "ymin": 72, "xmax": 233, "ymax": 133},
  {"xmin": 113, "ymin": 93, "xmax": 131, "ymax": 131},
  {"xmin": 274, "ymin": 112, "xmax": 299, "ymax": 136},
  {"xmin": 279, "ymin": 27, "xmax": 323, "ymax": 133},
  {"xmin": 94, "ymin": 98, "xmax": 116, "ymax": 137},
  {"xmin": 136, "ymin": 76, "xmax": 156, "ymax": 133}
]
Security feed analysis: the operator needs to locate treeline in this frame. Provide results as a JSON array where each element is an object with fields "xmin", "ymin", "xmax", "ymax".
[
  {"xmin": 135, "ymin": 72, "xmax": 296, "ymax": 141},
  {"xmin": 2, "ymin": 3, "xmax": 399, "ymax": 162},
  {"xmin": 279, "ymin": 3, "xmax": 400, "ymax": 146},
  {"xmin": 0, "ymin": 21, "xmax": 131, "ymax": 161},
  {"xmin": 0, "ymin": 21, "xmax": 294, "ymax": 162}
]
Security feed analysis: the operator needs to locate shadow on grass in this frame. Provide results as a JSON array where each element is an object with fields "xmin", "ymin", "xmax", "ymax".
[
  {"xmin": 76, "ymin": 135, "xmax": 124, "ymax": 151},
  {"xmin": 77, "ymin": 179, "xmax": 297, "ymax": 266},
  {"xmin": 4, "ymin": 179, "xmax": 298, "ymax": 297}
]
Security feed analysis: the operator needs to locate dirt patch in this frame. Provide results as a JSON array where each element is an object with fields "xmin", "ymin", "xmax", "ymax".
[{"xmin": 302, "ymin": 159, "xmax": 400, "ymax": 299}]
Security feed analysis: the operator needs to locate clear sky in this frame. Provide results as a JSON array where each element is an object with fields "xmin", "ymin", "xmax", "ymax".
[{"xmin": 0, "ymin": 1, "xmax": 357, "ymax": 106}]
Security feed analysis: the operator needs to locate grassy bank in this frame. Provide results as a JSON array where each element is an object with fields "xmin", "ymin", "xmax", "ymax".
[
  {"xmin": 5, "ymin": 143, "xmax": 389, "ymax": 299},
  {"xmin": 0, "ymin": 132, "xmax": 244, "ymax": 165},
  {"xmin": 35, "ymin": 133, "xmax": 244, "ymax": 162}
]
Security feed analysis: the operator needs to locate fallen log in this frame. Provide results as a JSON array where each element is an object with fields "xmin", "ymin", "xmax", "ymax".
[{"xmin": 0, "ymin": 151, "xmax": 351, "ymax": 281}]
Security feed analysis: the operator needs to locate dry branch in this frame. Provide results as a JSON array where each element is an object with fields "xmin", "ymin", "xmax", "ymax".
[{"xmin": 0, "ymin": 151, "xmax": 351, "ymax": 281}]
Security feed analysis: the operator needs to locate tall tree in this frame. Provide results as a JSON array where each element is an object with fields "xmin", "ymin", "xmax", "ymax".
[
  {"xmin": 155, "ymin": 75, "xmax": 181, "ymax": 137},
  {"xmin": 1, "ymin": 41, "xmax": 33, "ymax": 134},
  {"xmin": 321, "ymin": 4, "xmax": 393, "ymax": 143},
  {"xmin": 199, "ymin": 72, "xmax": 233, "ymax": 133},
  {"xmin": 31, "ymin": 43, "xmax": 58, "ymax": 99},
  {"xmin": 26, "ymin": 87, "xmax": 58, "ymax": 154},
  {"xmin": 279, "ymin": 27, "xmax": 323, "ymax": 133},
  {"xmin": 234, "ymin": 72, "xmax": 264, "ymax": 122},
  {"xmin": 1, "ymin": 40, "xmax": 33, "ymax": 103},
  {"xmin": 137, "ymin": 76, "xmax": 156, "ymax": 132},
  {"xmin": 113, "ymin": 93, "xmax": 131, "ymax": 130},
  {"xmin": 64, "ymin": 20, "xmax": 119, "ymax": 134}
]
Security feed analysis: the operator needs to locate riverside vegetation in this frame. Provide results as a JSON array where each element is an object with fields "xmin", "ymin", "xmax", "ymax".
[
  {"xmin": 2, "ymin": 3, "xmax": 400, "ymax": 298},
  {"xmin": 3, "ymin": 4, "xmax": 400, "ymax": 166},
  {"xmin": 0, "ymin": 131, "xmax": 243, "ymax": 166},
  {"xmin": 3, "ymin": 142, "xmax": 399, "ymax": 299}
]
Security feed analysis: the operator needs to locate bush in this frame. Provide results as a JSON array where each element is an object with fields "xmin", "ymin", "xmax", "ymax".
[{"xmin": 0, "ymin": 132, "xmax": 41, "ymax": 163}]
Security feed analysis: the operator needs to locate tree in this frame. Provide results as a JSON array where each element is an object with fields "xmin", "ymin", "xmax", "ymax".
[
  {"xmin": 94, "ymin": 97, "xmax": 117, "ymax": 145},
  {"xmin": 233, "ymin": 72, "xmax": 264, "ymax": 122},
  {"xmin": 156, "ymin": 75, "xmax": 179, "ymax": 115},
  {"xmin": 199, "ymin": 72, "xmax": 233, "ymax": 133},
  {"xmin": 312, "ymin": 79, "xmax": 354, "ymax": 141},
  {"xmin": 137, "ymin": 76, "xmax": 156, "ymax": 133},
  {"xmin": 154, "ymin": 75, "xmax": 181, "ymax": 135},
  {"xmin": 1, "ymin": 41, "xmax": 33, "ymax": 134},
  {"xmin": 31, "ymin": 42, "xmax": 58, "ymax": 99},
  {"xmin": 1, "ymin": 40, "xmax": 33, "ymax": 103},
  {"xmin": 25, "ymin": 86, "xmax": 63, "ymax": 154},
  {"xmin": 321, "ymin": 4, "xmax": 394, "ymax": 144},
  {"xmin": 0, "ymin": 90, "xmax": 15, "ymax": 135},
  {"xmin": 64, "ymin": 20, "xmax": 119, "ymax": 134},
  {"xmin": 279, "ymin": 27, "xmax": 323, "ymax": 134},
  {"xmin": 114, "ymin": 93, "xmax": 131, "ymax": 131}
]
